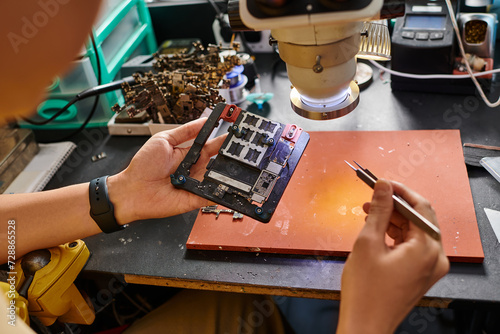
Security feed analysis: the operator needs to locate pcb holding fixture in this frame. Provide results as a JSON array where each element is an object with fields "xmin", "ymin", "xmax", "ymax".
[{"xmin": 171, "ymin": 103, "xmax": 310, "ymax": 222}]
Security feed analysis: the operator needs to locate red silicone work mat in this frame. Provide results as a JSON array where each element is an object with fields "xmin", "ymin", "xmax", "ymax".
[{"xmin": 186, "ymin": 130, "xmax": 484, "ymax": 263}]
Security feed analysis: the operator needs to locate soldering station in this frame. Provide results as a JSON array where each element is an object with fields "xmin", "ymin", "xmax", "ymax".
[{"xmin": 3, "ymin": 0, "xmax": 500, "ymax": 333}]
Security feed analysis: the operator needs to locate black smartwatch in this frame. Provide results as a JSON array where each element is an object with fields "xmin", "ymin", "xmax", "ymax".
[{"xmin": 89, "ymin": 176, "xmax": 127, "ymax": 233}]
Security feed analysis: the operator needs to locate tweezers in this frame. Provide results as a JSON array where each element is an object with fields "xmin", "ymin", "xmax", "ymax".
[{"xmin": 345, "ymin": 160, "xmax": 441, "ymax": 241}]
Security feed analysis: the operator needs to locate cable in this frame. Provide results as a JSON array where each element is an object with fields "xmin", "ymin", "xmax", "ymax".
[
  {"xmin": 375, "ymin": 1, "xmax": 500, "ymax": 108},
  {"xmin": 52, "ymin": 33, "xmax": 102, "ymax": 141},
  {"xmin": 207, "ymin": 0, "xmax": 222, "ymax": 16},
  {"xmin": 24, "ymin": 34, "xmax": 136, "ymax": 142},
  {"xmin": 207, "ymin": 0, "xmax": 234, "ymax": 43},
  {"xmin": 237, "ymin": 31, "xmax": 256, "ymax": 57},
  {"xmin": 369, "ymin": 59, "xmax": 500, "ymax": 79},
  {"xmin": 21, "ymin": 75, "xmax": 135, "ymax": 126},
  {"xmin": 22, "ymin": 96, "xmax": 79, "ymax": 125},
  {"xmin": 22, "ymin": 34, "xmax": 102, "ymax": 128},
  {"xmin": 444, "ymin": 0, "xmax": 500, "ymax": 108}
]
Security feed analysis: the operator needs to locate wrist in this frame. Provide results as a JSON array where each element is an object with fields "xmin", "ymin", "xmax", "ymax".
[{"xmin": 107, "ymin": 173, "xmax": 139, "ymax": 225}]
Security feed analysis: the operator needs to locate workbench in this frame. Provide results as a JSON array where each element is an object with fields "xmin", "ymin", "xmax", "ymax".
[{"xmin": 44, "ymin": 54, "xmax": 500, "ymax": 307}]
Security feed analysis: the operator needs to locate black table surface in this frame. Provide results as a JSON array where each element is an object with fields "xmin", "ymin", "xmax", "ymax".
[{"xmin": 45, "ymin": 54, "xmax": 500, "ymax": 304}]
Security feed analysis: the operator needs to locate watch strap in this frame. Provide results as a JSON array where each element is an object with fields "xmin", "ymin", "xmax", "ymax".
[{"xmin": 89, "ymin": 176, "xmax": 126, "ymax": 233}]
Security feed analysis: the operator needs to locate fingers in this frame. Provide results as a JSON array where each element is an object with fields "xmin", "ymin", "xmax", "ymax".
[
  {"xmin": 363, "ymin": 202, "xmax": 408, "ymax": 229},
  {"xmin": 433, "ymin": 252, "xmax": 451, "ymax": 283},
  {"xmin": 386, "ymin": 223, "xmax": 401, "ymax": 239},
  {"xmin": 390, "ymin": 181, "xmax": 438, "ymax": 228},
  {"xmin": 173, "ymin": 133, "xmax": 228, "ymax": 181},
  {"xmin": 156, "ymin": 118, "xmax": 207, "ymax": 147},
  {"xmin": 156, "ymin": 118, "xmax": 226, "ymax": 157},
  {"xmin": 175, "ymin": 133, "xmax": 227, "ymax": 167},
  {"xmin": 390, "ymin": 181, "xmax": 426, "ymax": 207},
  {"xmin": 363, "ymin": 179, "xmax": 394, "ymax": 241},
  {"xmin": 364, "ymin": 181, "xmax": 439, "ymax": 245},
  {"xmin": 363, "ymin": 200, "xmax": 409, "ymax": 244},
  {"xmin": 202, "ymin": 133, "xmax": 228, "ymax": 157}
]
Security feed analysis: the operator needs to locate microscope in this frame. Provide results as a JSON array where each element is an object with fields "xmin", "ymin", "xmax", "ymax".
[{"xmin": 229, "ymin": 0, "xmax": 405, "ymax": 120}]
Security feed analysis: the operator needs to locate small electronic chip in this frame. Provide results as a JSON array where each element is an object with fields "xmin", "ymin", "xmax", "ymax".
[
  {"xmin": 91, "ymin": 152, "xmax": 107, "ymax": 162},
  {"xmin": 252, "ymin": 171, "xmax": 279, "ymax": 203},
  {"xmin": 270, "ymin": 139, "xmax": 294, "ymax": 166}
]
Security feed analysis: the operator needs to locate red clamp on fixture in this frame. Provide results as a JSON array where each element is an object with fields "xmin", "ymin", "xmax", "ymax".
[
  {"xmin": 282, "ymin": 124, "xmax": 303, "ymax": 144},
  {"xmin": 220, "ymin": 104, "xmax": 241, "ymax": 123}
]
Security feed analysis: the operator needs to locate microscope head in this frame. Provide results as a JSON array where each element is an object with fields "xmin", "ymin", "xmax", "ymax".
[{"xmin": 229, "ymin": 0, "xmax": 402, "ymax": 120}]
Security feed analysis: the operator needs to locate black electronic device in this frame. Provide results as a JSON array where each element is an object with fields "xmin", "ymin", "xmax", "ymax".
[
  {"xmin": 391, "ymin": 0, "xmax": 462, "ymax": 93},
  {"xmin": 171, "ymin": 103, "xmax": 310, "ymax": 223}
]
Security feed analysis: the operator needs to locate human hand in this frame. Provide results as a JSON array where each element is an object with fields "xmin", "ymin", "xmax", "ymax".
[
  {"xmin": 107, "ymin": 118, "xmax": 226, "ymax": 224},
  {"xmin": 337, "ymin": 180, "xmax": 449, "ymax": 334}
]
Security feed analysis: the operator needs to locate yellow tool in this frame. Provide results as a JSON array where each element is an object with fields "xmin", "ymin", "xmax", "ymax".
[
  {"xmin": 0, "ymin": 280, "xmax": 29, "ymax": 325},
  {"xmin": 6, "ymin": 240, "xmax": 95, "ymax": 326}
]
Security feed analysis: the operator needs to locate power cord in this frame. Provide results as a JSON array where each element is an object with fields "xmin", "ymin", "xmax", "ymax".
[
  {"xmin": 444, "ymin": 0, "xmax": 500, "ymax": 108},
  {"xmin": 207, "ymin": 0, "xmax": 233, "ymax": 42},
  {"xmin": 372, "ymin": 1, "xmax": 500, "ymax": 108},
  {"xmin": 206, "ymin": 0, "xmax": 256, "ymax": 57},
  {"xmin": 63, "ymin": 37, "xmax": 102, "ymax": 138},
  {"xmin": 22, "ymin": 95, "xmax": 79, "ymax": 126},
  {"xmin": 23, "ymin": 34, "xmax": 101, "ymax": 127},
  {"xmin": 369, "ymin": 59, "xmax": 500, "ymax": 79},
  {"xmin": 39, "ymin": 33, "xmax": 102, "ymax": 142},
  {"xmin": 22, "ymin": 33, "xmax": 137, "ymax": 142}
]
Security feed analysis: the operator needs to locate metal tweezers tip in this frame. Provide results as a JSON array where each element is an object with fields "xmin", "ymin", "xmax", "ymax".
[
  {"xmin": 353, "ymin": 160, "xmax": 364, "ymax": 169},
  {"xmin": 344, "ymin": 160, "xmax": 357, "ymax": 171}
]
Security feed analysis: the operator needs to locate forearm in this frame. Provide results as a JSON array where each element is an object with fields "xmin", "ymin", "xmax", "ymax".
[
  {"xmin": 0, "ymin": 183, "xmax": 101, "ymax": 264},
  {"xmin": 336, "ymin": 304, "xmax": 398, "ymax": 334},
  {"xmin": 0, "ymin": 120, "xmax": 226, "ymax": 264},
  {"xmin": 337, "ymin": 180, "xmax": 449, "ymax": 334}
]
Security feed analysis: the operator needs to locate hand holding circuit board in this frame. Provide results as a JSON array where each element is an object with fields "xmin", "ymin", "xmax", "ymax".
[{"xmin": 170, "ymin": 103, "xmax": 310, "ymax": 222}]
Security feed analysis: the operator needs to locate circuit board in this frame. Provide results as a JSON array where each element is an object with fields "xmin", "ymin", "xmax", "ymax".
[{"xmin": 171, "ymin": 103, "xmax": 310, "ymax": 222}]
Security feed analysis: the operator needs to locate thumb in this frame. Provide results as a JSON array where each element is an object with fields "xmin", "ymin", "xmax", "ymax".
[{"xmin": 365, "ymin": 179, "xmax": 394, "ymax": 240}]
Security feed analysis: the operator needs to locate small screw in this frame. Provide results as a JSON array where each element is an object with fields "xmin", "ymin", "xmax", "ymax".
[
  {"xmin": 313, "ymin": 64, "xmax": 323, "ymax": 73},
  {"xmin": 255, "ymin": 207, "xmax": 263, "ymax": 214},
  {"xmin": 313, "ymin": 55, "xmax": 323, "ymax": 73}
]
